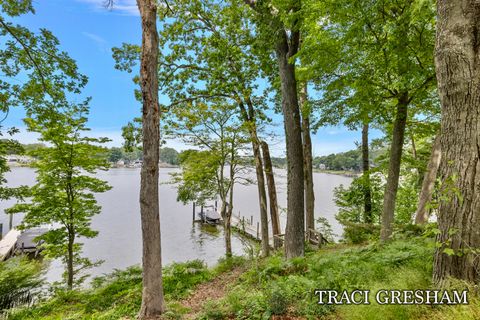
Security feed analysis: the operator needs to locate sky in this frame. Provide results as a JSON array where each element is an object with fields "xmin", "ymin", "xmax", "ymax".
[{"xmin": 4, "ymin": 0, "xmax": 382, "ymax": 157}]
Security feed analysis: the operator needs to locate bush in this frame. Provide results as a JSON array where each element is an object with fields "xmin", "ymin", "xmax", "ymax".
[
  {"xmin": 267, "ymin": 284, "xmax": 288, "ymax": 315},
  {"xmin": 0, "ymin": 257, "xmax": 44, "ymax": 313},
  {"xmin": 341, "ymin": 221, "xmax": 380, "ymax": 244}
]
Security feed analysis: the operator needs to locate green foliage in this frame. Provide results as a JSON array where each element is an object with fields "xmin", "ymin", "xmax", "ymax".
[
  {"xmin": 9, "ymin": 258, "xmax": 239, "ymax": 319},
  {"xmin": 314, "ymin": 149, "xmax": 362, "ymax": 171},
  {"xmin": 0, "ymin": 0, "xmax": 87, "ymax": 113},
  {"xmin": 335, "ymin": 173, "xmax": 384, "ymax": 225},
  {"xmin": 0, "ymin": 257, "xmax": 44, "ymax": 313},
  {"xmin": 160, "ymin": 147, "xmax": 179, "ymax": 165},
  {"xmin": 172, "ymin": 150, "xmax": 220, "ymax": 204},
  {"xmin": 163, "ymin": 260, "xmax": 212, "ymax": 299},
  {"xmin": 341, "ymin": 222, "xmax": 381, "ymax": 244},
  {"xmin": 207, "ymin": 236, "xmax": 438, "ymax": 318},
  {"xmin": 8, "ymin": 100, "xmax": 111, "ymax": 289}
]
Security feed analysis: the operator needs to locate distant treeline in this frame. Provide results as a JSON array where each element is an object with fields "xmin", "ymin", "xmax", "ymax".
[
  {"xmin": 6, "ymin": 142, "xmax": 180, "ymax": 166},
  {"xmin": 108, "ymin": 147, "xmax": 179, "ymax": 166},
  {"xmin": 269, "ymin": 148, "xmax": 386, "ymax": 172}
]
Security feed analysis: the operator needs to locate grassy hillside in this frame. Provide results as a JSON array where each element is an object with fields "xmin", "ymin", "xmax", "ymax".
[{"xmin": 8, "ymin": 236, "xmax": 479, "ymax": 320}]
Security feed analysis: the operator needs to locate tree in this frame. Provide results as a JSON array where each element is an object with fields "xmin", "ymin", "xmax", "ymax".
[
  {"xmin": 302, "ymin": 0, "xmax": 437, "ymax": 241},
  {"xmin": 261, "ymin": 141, "xmax": 281, "ymax": 249},
  {"xmin": 108, "ymin": 147, "xmax": 124, "ymax": 163},
  {"xmin": 159, "ymin": 147, "xmax": 179, "ymax": 165},
  {"xmin": 169, "ymin": 102, "xmax": 249, "ymax": 257},
  {"xmin": 136, "ymin": 0, "xmax": 165, "ymax": 316},
  {"xmin": 113, "ymin": 0, "xmax": 275, "ymax": 257},
  {"xmin": 9, "ymin": 101, "xmax": 111, "ymax": 289},
  {"xmin": 0, "ymin": 0, "xmax": 86, "ymax": 208},
  {"xmin": 244, "ymin": 0, "xmax": 305, "ymax": 259},
  {"xmin": 414, "ymin": 135, "xmax": 441, "ymax": 225},
  {"xmin": 433, "ymin": 0, "xmax": 480, "ymax": 285},
  {"xmin": 299, "ymin": 83, "xmax": 315, "ymax": 232}
]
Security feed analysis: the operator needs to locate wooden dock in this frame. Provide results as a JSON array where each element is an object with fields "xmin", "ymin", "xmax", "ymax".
[
  {"xmin": 230, "ymin": 214, "xmax": 277, "ymax": 247},
  {"xmin": 0, "ymin": 229, "xmax": 21, "ymax": 261},
  {"xmin": 0, "ymin": 228, "xmax": 47, "ymax": 261}
]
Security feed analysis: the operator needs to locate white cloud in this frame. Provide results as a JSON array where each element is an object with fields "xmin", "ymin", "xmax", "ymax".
[
  {"xmin": 82, "ymin": 32, "xmax": 108, "ymax": 52},
  {"xmin": 77, "ymin": 0, "xmax": 139, "ymax": 16}
]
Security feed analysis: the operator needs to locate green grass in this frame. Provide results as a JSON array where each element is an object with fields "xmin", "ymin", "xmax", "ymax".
[
  {"xmin": 8, "ymin": 256, "xmax": 244, "ymax": 319},
  {"xmin": 198, "ymin": 236, "xmax": 480, "ymax": 320},
  {"xmin": 7, "ymin": 237, "xmax": 480, "ymax": 319}
]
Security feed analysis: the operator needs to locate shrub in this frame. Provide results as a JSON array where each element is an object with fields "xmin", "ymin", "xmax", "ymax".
[
  {"xmin": 341, "ymin": 221, "xmax": 380, "ymax": 244},
  {"xmin": 0, "ymin": 257, "xmax": 44, "ymax": 313}
]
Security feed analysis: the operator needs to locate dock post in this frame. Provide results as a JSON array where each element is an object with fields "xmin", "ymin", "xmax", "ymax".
[
  {"xmin": 192, "ymin": 202, "xmax": 196, "ymax": 222},
  {"xmin": 9, "ymin": 214, "xmax": 12, "ymax": 230},
  {"xmin": 242, "ymin": 216, "xmax": 245, "ymax": 232},
  {"xmin": 0, "ymin": 223, "xmax": 2, "ymax": 240},
  {"xmin": 215, "ymin": 201, "xmax": 217, "ymax": 211},
  {"xmin": 256, "ymin": 222, "xmax": 259, "ymax": 239},
  {"xmin": 201, "ymin": 206, "xmax": 204, "ymax": 223},
  {"xmin": 250, "ymin": 215, "xmax": 253, "ymax": 225}
]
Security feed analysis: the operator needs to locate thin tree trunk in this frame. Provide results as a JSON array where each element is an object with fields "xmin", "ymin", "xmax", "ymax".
[
  {"xmin": 261, "ymin": 141, "xmax": 281, "ymax": 249},
  {"xmin": 67, "ymin": 229, "xmax": 74, "ymax": 290},
  {"xmin": 225, "ymin": 160, "xmax": 235, "ymax": 257},
  {"xmin": 300, "ymin": 84, "xmax": 315, "ymax": 232},
  {"xmin": 414, "ymin": 135, "xmax": 441, "ymax": 225},
  {"xmin": 276, "ymin": 29, "xmax": 305, "ymax": 259},
  {"xmin": 362, "ymin": 122, "xmax": 373, "ymax": 223},
  {"xmin": 137, "ymin": 0, "xmax": 165, "ymax": 317},
  {"xmin": 433, "ymin": 0, "xmax": 480, "ymax": 284},
  {"xmin": 238, "ymin": 101, "xmax": 269, "ymax": 257},
  {"xmin": 380, "ymin": 94, "xmax": 408, "ymax": 241},
  {"xmin": 252, "ymin": 135, "xmax": 269, "ymax": 257}
]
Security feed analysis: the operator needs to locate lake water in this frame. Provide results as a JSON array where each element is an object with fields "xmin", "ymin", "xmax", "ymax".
[{"xmin": 0, "ymin": 167, "xmax": 351, "ymax": 281}]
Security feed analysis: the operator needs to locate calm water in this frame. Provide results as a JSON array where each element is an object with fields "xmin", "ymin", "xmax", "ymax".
[{"xmin": 0, "ymin": 166, "xmax": 351, "ymax": 281}]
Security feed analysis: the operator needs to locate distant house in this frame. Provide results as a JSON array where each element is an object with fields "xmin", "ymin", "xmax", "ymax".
[{"xmin": 319, "ymin": 164, "xmax": 326, "ymax": 170}]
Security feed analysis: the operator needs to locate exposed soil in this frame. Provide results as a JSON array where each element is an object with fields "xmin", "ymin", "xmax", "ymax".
[{"xmin": 179, "ymin": 266, "xmax": 245, "ymax": 319}]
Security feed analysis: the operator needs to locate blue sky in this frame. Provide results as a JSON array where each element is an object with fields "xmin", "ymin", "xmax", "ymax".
[{"xmin": 4, "ymin": 0, "xmax": 382, "ymax": 157}]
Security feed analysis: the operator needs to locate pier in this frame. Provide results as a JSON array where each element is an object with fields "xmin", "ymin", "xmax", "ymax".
[{"xmin": 0, "ymin": 228, "xmax": 47, "ymax": 261}]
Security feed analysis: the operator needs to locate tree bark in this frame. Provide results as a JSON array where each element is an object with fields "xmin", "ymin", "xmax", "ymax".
[
  {"xmin": 380, "ymin": 94, "xmax": 408, "ymax": 241},
  {"xmin": 238, "ymin": 101, "xmax": 269, "ymax": 256},
  {"xmin": 137, "ymin": 0, "xmax": 165, "ymax": 317},
  {"xmin": 225, "ymin": 187, "xmax": 233, "ymax": 258},
  {"xmin": 276, "ymin": 29, "xmax": 305, "ymax": 259},
  {"xmin": 362, "ymin": 121, "xmax": 373, "ymax": 223},
  {"xmin": 300, "ymin": 84, "xmax": 315, "ymax": 232},
  {"xmin": 414, "ymin": 135, "xmax": 441, "ymax": 225},
  {"xmin": 261, "ymin": 141, "xmax": 281, "ymax": 249},
  {"xmin": 252, "ymin": 134, "xmax": 269, "ymax": 257},
  {"xmin": 433, "ymin": 0, "xmax": 480, "ymax": 285},
  {"xmin": 67, "ymin": 228, "xmax": 74, "ymax": 290}
]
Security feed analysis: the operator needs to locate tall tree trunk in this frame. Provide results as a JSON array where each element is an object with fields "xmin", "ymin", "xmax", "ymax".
[
  {"xmin": 380, "ymin": 94, "xmax": 408, "ymax": 241},
  {"xmin": 137, "ymin": 0, "xmax": 165, "ymax": 317},
  {"xmin": 252, "ymin": 136, "xmax": 269, "ymax": 257},
  {"xmin": 414, "ymin": 135, "xmax": 441, "ymax": 225},
  {"xmin": 261, "ymin": 141, "xmax": 281, "ymax": 249},
  {"xmin": 433, "ymin": 0, "xmax": 480, "ymax": 284},
  {"xmin": 300, "ymin": 84, "xmax": 315, "ymax": 232},
  {"xmin": 276, "ymin": 29, "xmax": 305, "ymax": 259},
  {"xmin": 362, "ymin": 121, "xmax": 373, "ymax": 223},
  {"xmin": 67, "ymin": 228, "xmax": 74, "ymax": 290},
  {"xmin": 239, "ymin": 101, "xmax": 269, "ymax": 256}
]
